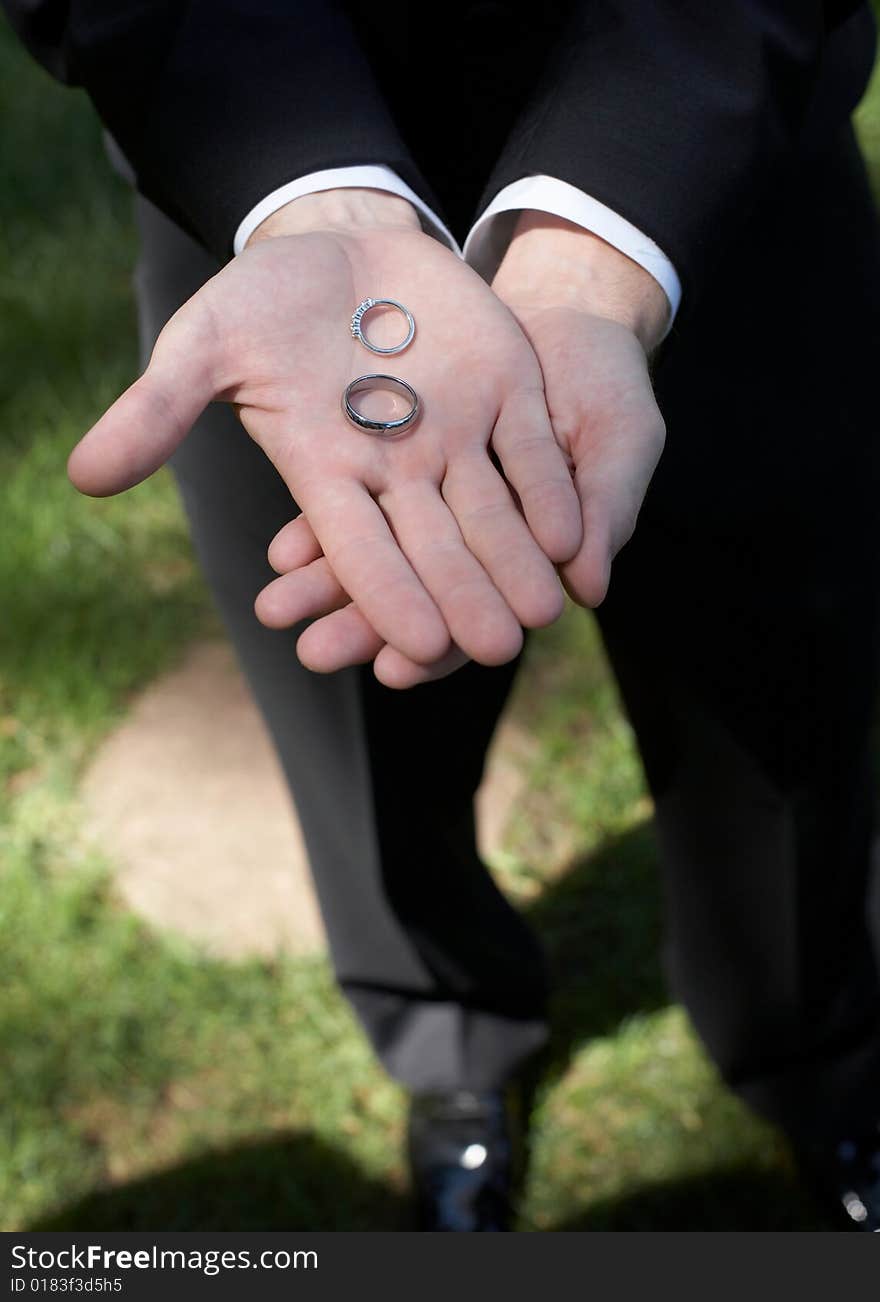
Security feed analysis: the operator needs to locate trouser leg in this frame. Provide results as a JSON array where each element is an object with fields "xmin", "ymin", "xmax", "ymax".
[
  {"xmin": 132, "ymin": 196, "xmax": 549, "ymax": 1090},
  {"xmin": 597, "ymin": 520, "xmax": 880, "ymax": 1142},
  {"xmin": 596, "ymin": 125, "xmax": 880, "ymax": 1142}
]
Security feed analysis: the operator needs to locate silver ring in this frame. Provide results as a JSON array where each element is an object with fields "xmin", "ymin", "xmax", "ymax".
[
  {"xmin": 350, "ymin": 298, "xmax": 416, "ymax": 355},
  {"xmin": 342, "ymin": 374, "xmax": 421, "ymax": 436}
]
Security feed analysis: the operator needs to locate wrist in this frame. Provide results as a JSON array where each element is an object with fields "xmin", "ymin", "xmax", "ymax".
[
  {"xmin": 492, "ymin": 211, "xmax": 669, "ymax": 353},
  {"xmin": 245, "ymin": 187, "xmax": 422, "ymax": 246}
]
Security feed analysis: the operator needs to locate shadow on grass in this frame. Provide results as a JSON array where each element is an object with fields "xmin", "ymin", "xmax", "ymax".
[
  {"xmin": 29, "ymin": 1144, "xmax": 834, "ymax": 1233},
  {"xmin": 24, "ymin": 819, "xmax": 844, "ymax": 1232},
  {"xmin": 25, "ymin": 822, "xmax": 677, "ymax": 1233},
  {"xmin": 525, "ymin": 818, "xmax": 667, "ymax": 1081},
  {"xmin": 548, "ymin": 1165, "xmax": 835, "ymax": 1232},
  {"xmin": 24, "ymin": 818, "xmax": 836, "ymax": 1232},
  {"xmin": 28, "ymin": 1132, "xmax": 408, "ymax": 1232}
]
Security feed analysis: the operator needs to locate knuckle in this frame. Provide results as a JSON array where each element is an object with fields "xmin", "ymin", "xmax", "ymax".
[
  {"xmin": 498, "ymin": 430, "xmax": 553, "ymax": 457},
  {"xmin": 519, "ymin": 474, "xmax": 574, "ymax": 507},
  {"xmin": 325, "ymin": 531, "xmax": 387, "ymax": 569},
  {"xmin": 456, "ymin": 500, "xmax": 513, "ymax": 534}
]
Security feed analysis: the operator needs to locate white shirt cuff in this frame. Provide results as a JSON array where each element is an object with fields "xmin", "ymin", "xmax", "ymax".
[
  {"xmin": 235, "ymin": 167, "xmax": 681, "ymax": 331},
  {"xmin": 463, "ymin": 175, "xmax": 682, "ymax": 325},
  {"xmin": 232, "ymin": 164, "xmax": 461, "ymax": 256}
]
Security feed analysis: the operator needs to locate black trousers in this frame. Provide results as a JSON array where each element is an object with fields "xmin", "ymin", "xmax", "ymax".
[{"xmin": 132, "ymin": 124, "xmax": 880, "ymax": 1142}]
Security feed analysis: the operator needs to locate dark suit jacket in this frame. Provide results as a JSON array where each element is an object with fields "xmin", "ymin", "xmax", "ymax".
[
  {"xmin": 5, "ymin": 0, "xmax": 880, "ymax": 545},
  {"xmin": 2, "ymin": 1, "xmax": 876, "ymax": 307}
]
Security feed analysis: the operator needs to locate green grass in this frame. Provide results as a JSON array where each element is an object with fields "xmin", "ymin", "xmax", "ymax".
[{"xmin": 2, "ymin": 19, "xmax": 879, "ymax": 1231}]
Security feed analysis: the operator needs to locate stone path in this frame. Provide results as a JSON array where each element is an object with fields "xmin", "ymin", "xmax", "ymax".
[{"xmin": 80, "ymin": 640, "xmax": 529, "ymax": 959}]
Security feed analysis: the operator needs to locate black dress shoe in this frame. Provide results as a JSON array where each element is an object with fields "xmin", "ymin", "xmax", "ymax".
[
  {"xmin": 799, "ymin": 1122, "xmax": 880, "ymax": 1230},
  {"xmin": 407, "ymin": 1089, "xmax": 520, "ymax": 1231}
]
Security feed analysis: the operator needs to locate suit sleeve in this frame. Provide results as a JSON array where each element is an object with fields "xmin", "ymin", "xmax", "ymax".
[
  {"xmin": 1, "ymin": 0, "xmax": 437, "ymax": 261},
  {"xmin": 477, "ymin": 0, "xmax": 877, "ymax": 308}
]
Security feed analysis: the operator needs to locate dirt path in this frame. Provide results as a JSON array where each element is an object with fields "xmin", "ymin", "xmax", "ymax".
[{"xmin": 80, "ymin": 640, "xmax": 528, "ymax": 958}]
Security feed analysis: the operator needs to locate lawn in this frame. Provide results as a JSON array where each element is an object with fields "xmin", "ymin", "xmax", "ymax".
[{"xmin": 2, "ymin": 19, "xmax": 879, "ymax": 1231}]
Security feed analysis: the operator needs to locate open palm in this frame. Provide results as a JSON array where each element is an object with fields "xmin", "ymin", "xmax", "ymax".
[
  {"xmin": 69, "ymin": 224, "xmax": 581, "ymax": 667},
  {"xmin": 259, "ymin": 300, "xmax": 665, "ymax": 687}
]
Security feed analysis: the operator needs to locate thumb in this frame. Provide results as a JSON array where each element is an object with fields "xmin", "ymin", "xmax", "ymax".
[{"xmin": 68, "ymin": 307, "xmax": 217, "ymax": 497}]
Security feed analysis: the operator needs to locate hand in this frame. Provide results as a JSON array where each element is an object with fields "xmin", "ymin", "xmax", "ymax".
[
  {"xmin": 258, "ymin": 509, "xmax": 475, "ymax": 686},
  {"xmin": 256, "ymin": 213, "xmax": 668, "ymax": 688},
  {"xmin": 491, "ymin": 213, "xmax": 668, "ymax": 610},
  {"xmin": 68, "ymin": 190, "xmax": 581, "ymax": 668}
]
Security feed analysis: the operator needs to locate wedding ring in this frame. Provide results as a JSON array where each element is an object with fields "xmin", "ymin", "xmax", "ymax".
[
  {"xmin": 350, "ymin": 298, "xmax": 416, "ymax": 355},
  {"xmin": 342, "ymin": 374, "xmax": 421, "ymax": 436}
]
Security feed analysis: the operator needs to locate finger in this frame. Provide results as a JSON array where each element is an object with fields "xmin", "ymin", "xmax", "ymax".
[
  {"xmin": 561, "ymin": 507, "xmax": 613, "ymax": 608},
  {"xmin": 442, "ymin": 452, "xmax": 565, "ymax": 629},
  {"xmin": 300, "ymin": 478, "xmax": 451, "ymax": 665},
  {"xmin": 563, "ymin": 412, "xmax": 665, "ymax": 608},
  {"xmin": 382, "ymin": 480, "xmax": 523, "ymax": 666},
  {"xmin": 301, "ymin": 606, "xmax": 472, "ymax": 686},
  {"xmin": 491, "ymin": 387, "xmax": 582, "ymax": 563},
  {"xmin": 68, "ymin": 314, "xmax": 216, "ymax": 496},
  {"xmin": 373, "ymin": 643, "xmax": 471, "ymax": 689},
  {"xmin": 267, "ymin": 514, "xmax": 322, "ymax": 573},
  {"xmin": 254, "ymin": 557, "xmax": 349, "ymax": 628},
  {"xmin": 296, "ymin": 604, "xmax": 384, "ymax": 672},
  {"xmin": 291, "ymin": 590, "xmax": 469, "ymax": 682}
]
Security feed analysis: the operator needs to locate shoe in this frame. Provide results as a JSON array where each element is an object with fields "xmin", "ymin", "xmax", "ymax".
[
  {"xmin": 799, "ymin": 1122, "xmax": 880, "ymax": 1230},
  {"xmin": 407, "ymin": 1089, "xmax": 520, "ymax": 1231}
]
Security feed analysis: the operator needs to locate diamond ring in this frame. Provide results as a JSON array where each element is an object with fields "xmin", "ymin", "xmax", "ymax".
[{"xmin": 350, "ymin": 298, "xmax": 416, "ymax": 356}]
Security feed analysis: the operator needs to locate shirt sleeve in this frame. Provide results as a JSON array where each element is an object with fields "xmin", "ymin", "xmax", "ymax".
[
  {"xmin": 462, "ymin": 174, "xmax": 682, "ymax": 323},
  {"xmin": 232, "ymin": 164, "xmax": 461, "ymax": 255},
  {"xmin": 233, "ymin": 166, "xmax": 681, "ymax": 341},
  {"xmin": 473, "ymin": 1, "xmax": 876, "ymax": 313}
]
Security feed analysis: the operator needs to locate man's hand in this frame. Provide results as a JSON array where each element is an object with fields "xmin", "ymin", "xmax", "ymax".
[
  {"xmin": 492, "ymin": 212, "xmax": 667, "ymax": 610},
  {"xmin": 257, "ymin": 212, "xmax": 668, "ymax": 688},
  {"xmin": 68, "ymin": 190, "xmax": 581, "ymax": 668}
]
